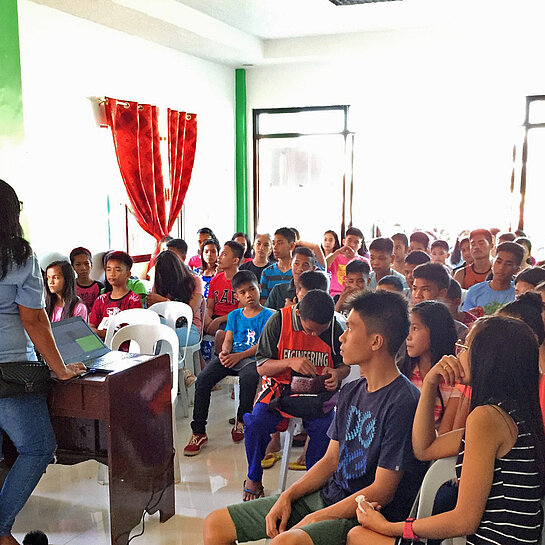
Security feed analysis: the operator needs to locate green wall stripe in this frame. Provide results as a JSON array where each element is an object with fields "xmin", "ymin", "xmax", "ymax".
[
  {"xmin": 235, "ymin": 68, "xmax": 248, "ymax": 232},
  {"xmin": 0, "ymin": 0, "xmax": 24, "ymax": 141}
]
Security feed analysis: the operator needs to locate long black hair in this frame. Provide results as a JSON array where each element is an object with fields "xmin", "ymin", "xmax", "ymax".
[
  {"xmin": 0, "ymin": 180, "xmax": 32, "ymax": 280},
  {"xmin": 399, "ymin": 300, "xmax": 458, "ymax": 378},
  {"xmin": 45, "ymin": 260, "xmax": 80, "ymax": 320},
  {"xmin": 499, "ymin": 292, "xmax": 545, "ymax": 345},
  {"xmin": 469, "ymin": 316, "xmax": 545, "ymax": 490},
  {"xmin": 154, "ymin": 250, "xmax": 196, "ymax": 304},
  {"xmin": 321, "ymin": 230, "xmax": 341, "ymax": 256},
  {"xmin": 200, "ymin": 238, "xmax": 220, "ymax": 273}
]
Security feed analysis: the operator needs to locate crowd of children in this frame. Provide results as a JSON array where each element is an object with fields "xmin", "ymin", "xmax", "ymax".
[{"xmin": 41, "ymin": 224, "xmax": 545, "ymax": 545}]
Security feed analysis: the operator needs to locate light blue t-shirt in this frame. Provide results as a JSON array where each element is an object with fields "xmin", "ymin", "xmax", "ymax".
[
  {"xmin": 462, "ymin": 280, "xmax": 515, "ymax": 315},
  {"xmin": 0, "ymin": 254, "xmax": 45, "ymax": 362},
  {"xmin": 225, "ymin": 307, "xmax": 274, "ymax": 354}
]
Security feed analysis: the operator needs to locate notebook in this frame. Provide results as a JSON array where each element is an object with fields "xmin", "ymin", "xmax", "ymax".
[{"xmin": 51, "ymin": 316, "xmax": 146, "ymax": 372}]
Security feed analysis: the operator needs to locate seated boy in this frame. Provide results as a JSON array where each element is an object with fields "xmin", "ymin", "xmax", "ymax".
[
  {"xmin": 403, "ymin": 250, "xmax": 431, "ymax": 292},
  {"xmin": 462, "ymin": 241, "xmax": 523, "ymax": 315},
  {"xmin": 335, "ymin": 259, "xmax": 370, "ymax": 314},
  {"xmin": 514, "ymin": 266, "xmax": 545, "ymax": 296},
  {"xmin": 326, "ymin": 227, "xmax": 367, "ymax": 298},
  {"xmin": 444, "ymin": 277, "xmax": 477, "ymax": 327},
  {"xmin": 239, "ymin": 233, "xmax": 272, "ymax": 281},
  {"xmin": 368, "ymin": 237, "xmax": 408, "ymax": 290},
  {"xmin": 430, "ymin": 239, "xmax": 450, "ymax": 266},
  {"xmin": 266, "ymin": 247, "xmax": 316, "ymax": 310},
  {"xmin": 377, "ymin": 275, "xmax": 404, "ymax": 293},
  {"xmin": 166, "ymin": 238, "xmax": 188, "ymax": 263},
  {"xmin": 184, "ymin": 271, "xmax": 274, "ymax": 455},
  {"xmin": 408, "ymin": 231, "xmax": 430, "ymax": 253},
  {"xmin": 242, "ymin": 289, "xmax": 349, "ymax": 500},
  {"xmin": 88, "ymin": 251, "xmax": 142, "ymax": 339},
  {"xmin": 260, "ymin": 228, "xmax": 297, "ymax": 304},
  {"xmin": 203, "ymin": 291, "xmax": 427, "ymax": 545},
  {"xmin": 70, "ymin": 246, "xmax": 104, "ymax": 313},
  {"xmin": 204, "ymin": 240, "xmax": 243, "ymax": 335},
  {"xmin": 296, "ymin": 270, "xmax": 330, "ymax": 301},
  {"xmin": 453, "ymin": 229, "xmax": 493, "ymax": 289},
  {"xmin": 391, "ymin": 233, "xmax": 408, "ymax": 274}
]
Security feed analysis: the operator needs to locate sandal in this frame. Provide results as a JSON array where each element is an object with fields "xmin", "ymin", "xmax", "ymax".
[
  {"xmin": 288, "ymin": 461, "xmax": 307, "ymax": 471},
  {"xmin": 261, "ymin": 451, "xmax": 282, "ymax": 469},
  {"xmin": 243, "ymin": 480, "xmax": 264, "ymax": 501}
]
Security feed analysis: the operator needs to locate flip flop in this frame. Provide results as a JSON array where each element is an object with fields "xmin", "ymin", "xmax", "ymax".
[
  {"xmin": 243, "ymin": 480, "xmax": 264, "ymax": 501},
  {"xmin": 288, "ymin": 461, "xmax": 307, "ymax": 471},
  {"xmin": 261, "ymin": 451, "xmax": 282, "ymax": 469}
]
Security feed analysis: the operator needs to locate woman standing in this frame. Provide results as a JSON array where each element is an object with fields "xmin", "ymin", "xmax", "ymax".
[{"xmin": 0, "ymin": 180, "xmax": 86, "ymax": 545}]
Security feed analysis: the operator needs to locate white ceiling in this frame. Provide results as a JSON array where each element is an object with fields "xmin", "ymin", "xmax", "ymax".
[
  {"xmin": 30, "ymin": 0, "xmax": 545, "ymax": 66},
  {"xmin": 173, "ymin": 0, "xmax": 455, "ymax": 39}
]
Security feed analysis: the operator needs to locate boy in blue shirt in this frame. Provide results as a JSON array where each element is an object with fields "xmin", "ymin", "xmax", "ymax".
[
  {"xmin": 184, "ymin": 271, "xmax": 274, "ymax": 455},
  {"xmin": 260, "ymin": 228, "xmax": 296, "ymax": 304}
]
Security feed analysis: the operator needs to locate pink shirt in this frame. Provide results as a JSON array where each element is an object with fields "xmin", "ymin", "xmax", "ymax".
[
  {"xmin": 50, "ymin": 302, "xmax": 88, "ymax": 323},
  {"xmin": 327, "ymin": 254, "xmax": 367, "ymax": 297}
]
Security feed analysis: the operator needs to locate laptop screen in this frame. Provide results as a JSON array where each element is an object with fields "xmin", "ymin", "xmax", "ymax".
[{"xmin": 51, "ymin": 316, "xmax": 110, "ymax": 364}]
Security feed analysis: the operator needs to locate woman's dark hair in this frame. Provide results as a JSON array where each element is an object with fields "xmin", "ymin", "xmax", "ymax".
[
  {"xmin": 45, "ymin": 260, "xmax": 80, "ymax": 320},
  {"xmin": 0, "ymin": 180, "xmax": 32, "ymax": 280},
  {"xmin": 499, "ymin": 292, "xmax": 545, "ymax": 345},
  {"xmin": 469, "ymin": 316, "xmax": 545, "ymax": 490},
  {"xmin": 200, "ymin": 238, "xmax": 220, "ymax": 271},
  {"xmin": 154, "ymin": 251, "xmax": 196, "ymax": 304},
  {"xmin": 399, "ymin": 300, "xmax": 457, "ymax": 378},
  {"xmin": 321, "ymin": 230, "xmax": 341, "ymax": 255},
  {"xmin": 232, "ymin": 232, "xmax": 252, "ymax": 259}
]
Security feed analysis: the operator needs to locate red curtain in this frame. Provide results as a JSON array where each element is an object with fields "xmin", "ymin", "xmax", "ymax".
[
  {"xmin": 105, "ymin": 98, "xmax": 197, "ymax": 260},
  {"xmin": 167, "ymin": 109, "xmax": 197, "ymax": 232}
]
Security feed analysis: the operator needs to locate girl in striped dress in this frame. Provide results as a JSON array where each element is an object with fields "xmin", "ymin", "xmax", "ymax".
[{"xmin": 347, "ymin": 315, "xmax": 545, "ymax": 545}]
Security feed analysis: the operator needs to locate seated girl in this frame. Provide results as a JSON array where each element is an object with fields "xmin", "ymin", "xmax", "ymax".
[
  {"xmin": 146, "ymin": 250, "xmax": 203, "ymax": 347},
  {"xmin": 347, "ymin": 315, "xmax": 545, "ymax": 545},
  {"xmin": 399, "ymin": 300, "xmax": 460, "ymax": 434},
  {"xmin": 194, "ymin": 238, "xmax": 220, "ymax": 299},
  {"xmin": 45, "ymin": 260, "xmax": 88, "ymax": 322}
]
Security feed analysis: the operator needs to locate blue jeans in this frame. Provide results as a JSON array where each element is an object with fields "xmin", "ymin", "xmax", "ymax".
[
  {"xmin": 0, "ymin": 395, "xmax": 57, "ymax": 535},
  {"xmin": 244, "ymin": 402, "xmax": 334, "ymax": 482}
]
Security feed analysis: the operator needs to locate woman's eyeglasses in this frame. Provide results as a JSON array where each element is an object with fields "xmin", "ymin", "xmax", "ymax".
[{"xmin": 455, "ymin": 341, "xmax": 469, "ymax": 357}]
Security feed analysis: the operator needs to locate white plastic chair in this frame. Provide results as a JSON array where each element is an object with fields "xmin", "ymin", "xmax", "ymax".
[
  {"xmin": 110, "ymin": 323, "xmax": 182, "ymax": 483},
  {"xmin": 277, "ymin": 417, "xmax": 303, "ymax": 493},
  {"xmin": 148, "ymin": 301, "xmax": 195, "ymax": 417},
  {"xmin": 104, "ymin": 308, "xmax": 161, "ymax": 348},
  {"xmin": 410, "ymin": 456, "xmax": 465, "ymax": 545}
]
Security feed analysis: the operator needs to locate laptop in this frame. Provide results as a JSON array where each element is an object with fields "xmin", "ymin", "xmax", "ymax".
[{"xmin": 51, "ymin": 316, "xmax": 148, "ymax": 372}]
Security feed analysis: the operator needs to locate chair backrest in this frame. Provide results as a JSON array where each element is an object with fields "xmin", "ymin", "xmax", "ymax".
[
  {"xmin": 148, "ymin": 301, "xmax": 193, "ymax": 332},
  {"xmin": 110, "ymin": 323, "xmax": 179, "ymax": 404},
  {"xmin": 415, "ymin": 456, "xmax": 457, "ymax": 518},
  {"xmin": 104, "ymin": 308, "xmax": 161, "ymax": 348}
]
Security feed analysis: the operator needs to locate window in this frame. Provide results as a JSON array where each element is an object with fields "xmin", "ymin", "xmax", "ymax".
[{"xmin": 253, "ymin": 106, "xmax": 354, "ymax": 241}]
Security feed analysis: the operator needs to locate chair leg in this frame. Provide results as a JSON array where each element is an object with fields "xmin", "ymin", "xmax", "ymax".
[
  {"xmin": 233, "ymin": 380, "xmax": 240, "ymax": 422},
  {"xmin": 278, "ymin": 419, "xmax": 297, "ymax": 493}
]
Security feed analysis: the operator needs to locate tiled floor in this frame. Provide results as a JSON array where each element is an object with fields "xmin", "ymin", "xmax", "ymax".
[{"xmin": 11, "ymin": 388, "xmax": 302, "ymax": 544}]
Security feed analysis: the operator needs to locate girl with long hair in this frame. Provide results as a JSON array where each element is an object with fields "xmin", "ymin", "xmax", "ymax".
[
  {"xmin": 348, "ymin": 315, "xmax": 545, "ymax": 545},
  {"xmin": 196, "ymin": 238, "xmax": 221, "ymax": 299},
  {"xmin": 232, "ymin": 232, "xmax": 252, "ymax": 261},
  {"xmin": 146, "ymin": 250, "xmax": 203, "ymax": 347},
  {"xmin": 45, "ymin": 260, "xmax": 87, "ymax": 322},
  {"xmin": 399, "ymin": 300, "xmax": 459, "ymax": 433},
  {"xmin": 0, "ymin": 180, "xmax": 85, "ymax": 544},
  {"xmin": 321, "ymin": 229, "xmax": 341, "ymax": 257}
]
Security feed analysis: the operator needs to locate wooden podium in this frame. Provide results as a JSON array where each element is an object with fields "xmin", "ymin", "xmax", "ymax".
[{"xmin": 49, "ymin": 354, "xmax": 175, "ymax": 545}]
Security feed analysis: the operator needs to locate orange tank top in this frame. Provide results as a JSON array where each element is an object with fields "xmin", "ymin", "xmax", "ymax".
[
  {"xmin": 462, "ymin": 264, "xmax": 491, "ymax": 289},
  {"xmin": 257, "ymin": 306, "xmax": 333, "ymax": 408}
]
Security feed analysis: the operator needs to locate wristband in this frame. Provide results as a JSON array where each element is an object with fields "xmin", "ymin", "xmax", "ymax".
[{"xmin": 403, "ymin": 518, "xmax": 420, "ymax": 542}]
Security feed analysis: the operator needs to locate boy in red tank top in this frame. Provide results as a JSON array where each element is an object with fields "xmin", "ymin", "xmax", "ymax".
[{"xmin": 242, "ymin": 289, "xmax": 349, "ymax": 500}]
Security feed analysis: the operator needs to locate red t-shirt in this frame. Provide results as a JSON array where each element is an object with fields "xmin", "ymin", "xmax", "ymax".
[
  {"xmin": 207, "ymin": 272, "xmax": 238, "ymax": 317},
  {"xmin": 76, "ymin": 280, "xmax": 104, "ymax": 313},
  {"xmin": 89, "ymin": 291, "xmax": 142, "ymax": 327}
]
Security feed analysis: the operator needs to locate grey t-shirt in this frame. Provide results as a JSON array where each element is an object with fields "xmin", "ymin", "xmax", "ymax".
[{"xmin": 321, "ymin": 374, "xmax": 427, "ymax": 521}]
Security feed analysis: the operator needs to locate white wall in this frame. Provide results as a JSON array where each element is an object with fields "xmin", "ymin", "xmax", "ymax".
[
  {"xmin": 14, "ymin": 0, "xmax": 236, "ymax": 264},
  {"xmin": 247, "ymin": 20, "xmax": 545, "ymax": 252}
]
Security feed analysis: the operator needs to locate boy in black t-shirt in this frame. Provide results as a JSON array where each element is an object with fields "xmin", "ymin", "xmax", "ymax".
[{"xmin": 203, "ymin": 291, "xmax": 427, "ymax": 545}]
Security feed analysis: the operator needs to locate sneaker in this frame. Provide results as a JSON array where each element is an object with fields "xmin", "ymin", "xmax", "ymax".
[
  {"xmin": 183, "ymin": 368, "xmax": 196, "ymax": 388},
  {"xmin": 231, "ymin": 421, "xmax": 245, "ymax": 442},
  {"xmin": 183, "ymin": 433, "xmax": 208, "ymax": 456}
]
